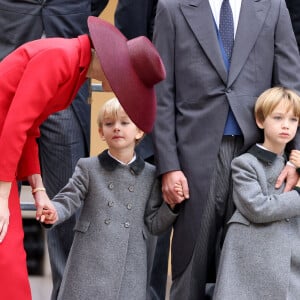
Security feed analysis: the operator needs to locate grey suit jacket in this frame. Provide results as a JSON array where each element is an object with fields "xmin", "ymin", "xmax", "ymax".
[
  {"xmin": 214, "ymin": 145, "xmax": 300, "ymax": 299},
  {"xmin": 51, "ymin": 151, "xmax": 177, "ymax": 300},
  {"xmin": 153, "ymin": 0, "xmax": 300, "ymax": 278}
]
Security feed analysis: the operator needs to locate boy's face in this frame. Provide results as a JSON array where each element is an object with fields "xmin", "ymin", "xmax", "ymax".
[
  {"xmin": 256, "ymin": 101, "xmax": 299, "ymax": 153},
  {"xmin": 98, "ymin": 108, "xmax": 143, "ymax": 155}
]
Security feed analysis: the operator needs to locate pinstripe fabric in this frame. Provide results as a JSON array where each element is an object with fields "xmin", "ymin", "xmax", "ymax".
[
  {"xmin": 38, "ymin": 85, "xmax": 89, "ymax": 300},
  {"xmin": 170, "ymin": 136, "xmax": 243, "ymax": 300}
]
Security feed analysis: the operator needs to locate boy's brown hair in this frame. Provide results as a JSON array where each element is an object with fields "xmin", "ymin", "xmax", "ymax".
[{"xmin": 255, "ymin": 87, "xmax": 300, "ymax": 124}]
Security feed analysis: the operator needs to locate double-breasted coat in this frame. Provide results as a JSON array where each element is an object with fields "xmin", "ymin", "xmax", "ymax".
[
  {"xmin": 214, "ymin": 145, "xmax": 300, "ymax": 299},
  {"xmin": 0, "ymin": 35, "xmax": 91, "ymax": 300},
  {"xmin": 152, "ymin": 0, "xmax": 300, "ymax": 297},
  {"xmin": 51, "ymin": 151, "xmax": 178, "ymax": 300}
]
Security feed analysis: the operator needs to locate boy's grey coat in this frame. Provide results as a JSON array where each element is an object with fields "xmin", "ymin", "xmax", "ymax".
[
  {"xmin": 51, "ymin": 151, "xmax": 177, "ymax": 300},
  {"xmin": 214, "ymin": 145, "xmax": 300, "ymax": 300}
]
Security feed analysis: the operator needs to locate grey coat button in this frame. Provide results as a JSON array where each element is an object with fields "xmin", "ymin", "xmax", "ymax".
[
  {"xmin": 104, "ymin": 218, "xmax": 111, "ymax": 225},
  {"xmin": 124, "ymin": 221, "xmax": 130, "ymax": 228},
  {"xmin": 108, "ymin": 182, "xmax": 114, "ymax": 190},
  {"xmin": 127, "ymin": 203, "xmax": 132, "ymax": 210},
  {"xmin": 108, "ymin": 201, "xmax": 114, "ymax": 207},
  {"xmin": 128, "ymin": 186, "xmax": 134, "ymax": 192}
]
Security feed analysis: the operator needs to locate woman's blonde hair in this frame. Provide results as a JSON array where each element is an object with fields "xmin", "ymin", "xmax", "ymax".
[{"xmin": 255, "ymin": 87, "xmax": 300, "ymax": 124}]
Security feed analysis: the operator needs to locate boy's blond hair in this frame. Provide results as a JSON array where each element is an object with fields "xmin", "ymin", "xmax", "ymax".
[
  {"xmin": 97, "ymin": 97, "xmax": 123, "ymax": 128},
  {"xmin": 97, "ymin": 97, "xmax": 144, "ymax": 143},
  {"xmin": 255, "ymin": 87, "xmax": 300, "ymax": 124}
]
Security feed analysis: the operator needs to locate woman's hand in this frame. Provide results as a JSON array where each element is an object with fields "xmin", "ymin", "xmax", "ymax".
[
  {"xmin": 0, "ymin": 181, "xmax": 12, "ymax": 242},
  {"xmin": 33, "ymin": 190, "xmax": 58, "ymax": 224},
  {"xmin": 27, "ymin": 174, "xmax": 58, "ymax": 223}
]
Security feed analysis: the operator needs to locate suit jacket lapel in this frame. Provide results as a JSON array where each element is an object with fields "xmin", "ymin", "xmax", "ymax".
[
  {"xmin": 228, "ymin": 0, "xmax": 270, "ymax": 86},
  {"xmin": 180, "ymin": 0, "xmax": 228, "ymax": 84}
]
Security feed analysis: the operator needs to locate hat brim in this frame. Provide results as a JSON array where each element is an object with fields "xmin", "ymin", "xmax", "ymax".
[{"xmin": 88, "ymin": 17, "xmax": 156, "ymax": 133}]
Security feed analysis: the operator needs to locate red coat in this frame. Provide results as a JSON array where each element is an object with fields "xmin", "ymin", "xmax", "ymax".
[{"xmin": 0, "ymin": 34, "xmax": 91, "ymax": 181}]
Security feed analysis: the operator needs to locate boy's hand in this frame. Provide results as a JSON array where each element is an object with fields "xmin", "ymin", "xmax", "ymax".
[
  {"xmin": 33, "ymin": 190, "xmax": 58, "ymax": 223},
  {"xmin": 40, "ymin": 208, "xmax": 58, "ymax": 224},
  {"xmin": 174, "ymin": 182, "xmax": 184, "ymax": 197},
  {"xmin": 162, "ymin": 171, "xmax": 189, "ymax": 206}
]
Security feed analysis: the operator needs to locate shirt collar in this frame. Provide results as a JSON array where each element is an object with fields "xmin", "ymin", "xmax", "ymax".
[
  {"xmin": 98, "ymin": 150, "xmax": 145, "ymax": 175},
  {"xmin": 247, "ymin": 144, "xmax": 286, "ymax": 165}
]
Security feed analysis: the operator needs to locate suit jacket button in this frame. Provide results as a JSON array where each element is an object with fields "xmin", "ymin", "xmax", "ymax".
[
  {"xmin": 124, "ymin": 221, "xmax": 130, "ymax": 228},
  {"xmin": 127, "ymin": 203, "xmax": 132, "ymax": 210},
  {"xmin": 108, "ymin": 201, "xmax": 114, "ymax": 207},
  {"xmin": 128, "ymin": 186, "xmax": 134, "ymax": 192},
  {"xmin": 108, "ymin": 182, "xmax": 114, "ymax": 190}
]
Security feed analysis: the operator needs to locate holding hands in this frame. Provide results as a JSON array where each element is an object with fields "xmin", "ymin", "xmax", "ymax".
[
  {"xmin": 33, "ymin": 189, "xmax": 58, "ymax": 225},
  {"xmin": 162, "ymin": 170, "xmax": 189, "ymax": 209}
]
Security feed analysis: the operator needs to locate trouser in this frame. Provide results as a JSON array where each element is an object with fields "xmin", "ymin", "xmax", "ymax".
[{"xmin": 170, "ymin": 136, "xmax": 243, "ymax": 300}]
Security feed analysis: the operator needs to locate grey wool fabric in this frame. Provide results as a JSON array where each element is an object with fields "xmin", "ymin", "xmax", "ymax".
[
  {"xmin": 50, "ymin": 151, "xmax": 178, "ymax": 300},
  {"xmin": 214, "ymin": 145, "xmax": 300, "ymax": 300}
]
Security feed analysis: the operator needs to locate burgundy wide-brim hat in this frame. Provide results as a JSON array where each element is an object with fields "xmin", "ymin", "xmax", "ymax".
[{"xmin": 87, "ymin": 16, "xmax": 166, "ymax": 133}]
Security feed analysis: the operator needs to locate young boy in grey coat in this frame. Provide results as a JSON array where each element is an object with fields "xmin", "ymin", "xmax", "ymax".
[
  {"xmin": 43, "ymin": 97, "xmax": 180, "ymax": 300},
  {"xmin": 214, "ymin": 87, "xmax": 300, "ymax": 300}
]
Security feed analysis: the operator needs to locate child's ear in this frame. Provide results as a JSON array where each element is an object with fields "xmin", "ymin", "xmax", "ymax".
[
  {"xmin": 255, "ymin": 117, "xmax": 264, "ymax": 129},
  {"xmin": 98, "ymin": 128, "xmax": 105, "ymax": 140},
  {"xmin": 135, "ymin": 129, "xmax": 144, "ymax": 141}
]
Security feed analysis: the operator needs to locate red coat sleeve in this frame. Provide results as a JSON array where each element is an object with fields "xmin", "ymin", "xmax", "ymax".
[{"xmin": 0, "ymin": 47, "xmax": 74, "ymax": 181}]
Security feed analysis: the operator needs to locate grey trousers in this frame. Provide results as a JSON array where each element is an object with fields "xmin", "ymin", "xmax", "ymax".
[{"xmin": 170, "ymin": 136, "xmax": 243, "ymax": 300}]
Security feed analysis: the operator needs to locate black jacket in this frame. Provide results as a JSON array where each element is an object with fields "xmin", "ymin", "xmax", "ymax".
[{"xmin": 286, "ymin": 0, "xmax": 300, "ymax": 51}]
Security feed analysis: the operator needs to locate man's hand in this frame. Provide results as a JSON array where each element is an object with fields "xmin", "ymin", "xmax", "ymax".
[
  {"xmin": 162, "ymin": 171, "xmax": 189, "ymax": 206},
  {"xmin": 275, "ymin": 164, "xmax": 299, "ymax": 192}
]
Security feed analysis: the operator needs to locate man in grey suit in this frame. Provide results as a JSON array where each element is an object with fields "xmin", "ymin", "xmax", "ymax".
[
  {"xmin": 0, "ymin": 1, "xmax": 108, "ymax": 299},
  {"xmin": 152, "ymin": 0, "xmax": 300, "ymax": 299}
]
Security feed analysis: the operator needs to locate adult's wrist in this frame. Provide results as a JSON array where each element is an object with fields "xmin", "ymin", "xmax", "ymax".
[{"xmin": 32, "ymin": 187, "xmax": 46, "ymax": 195}]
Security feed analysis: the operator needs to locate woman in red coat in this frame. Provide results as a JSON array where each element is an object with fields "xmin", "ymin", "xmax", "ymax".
[{"xmin": 0, "ymin": 16, "xmax": 165, "ymax": 299}]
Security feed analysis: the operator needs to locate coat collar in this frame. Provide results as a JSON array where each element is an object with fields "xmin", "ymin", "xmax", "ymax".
[
  {"xmin": 98, "ymin": 149, "xmax": 145, "ymax": 175},
  {"xmin": 247, "ymin": 144, "xmax": 287, "ymax": 165},
  {"xmin": 180, "ymin": 0, "xmax": 269, "ymax": 85}
]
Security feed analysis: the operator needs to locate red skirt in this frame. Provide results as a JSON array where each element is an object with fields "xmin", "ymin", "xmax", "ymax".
[{"xmin": 0, "ymin": 181, "xmax": 31, "ymax": 300}]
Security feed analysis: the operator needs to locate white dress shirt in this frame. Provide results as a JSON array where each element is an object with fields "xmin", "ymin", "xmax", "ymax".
[{"xmin": 209, "ymin": 0, "xmax": 242, "ymax": 38}]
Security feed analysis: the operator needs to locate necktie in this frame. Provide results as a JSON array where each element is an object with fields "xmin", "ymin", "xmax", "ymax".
[{"xmin": 219, "ymin": 0, "xmax": 234, "ymax": 62}]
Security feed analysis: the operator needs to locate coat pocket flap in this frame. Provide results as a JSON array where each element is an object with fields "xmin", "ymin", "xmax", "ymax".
[
  {"xmin": 227, "ymin": 211, "xmax": 250, "ymax": 226},
  {"xmin": 74, "ymin": 220, "xmax": 90, "ymax": 233}
]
